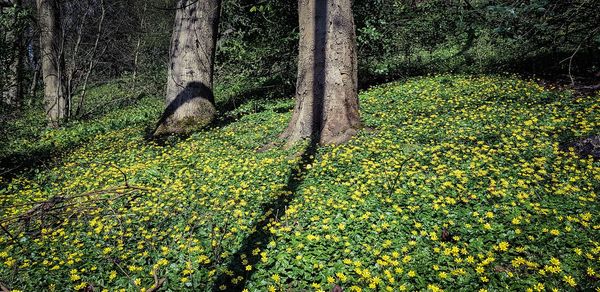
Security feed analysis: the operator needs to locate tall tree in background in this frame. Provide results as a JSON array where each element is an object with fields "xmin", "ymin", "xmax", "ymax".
[
  {"xmin": 37, "ymin": 0, "xmax": 66, "ymax": 127},
  {"xmin": 281, "ymin": 0, "xmax": 360, "ymax": 146},
  {"xmin": 154, "ymin": 0, "xmax": 221, "ymax": 136},
  {"xmin": 1, "ymin": 0, "xmax": 25, "ymax": 106}
]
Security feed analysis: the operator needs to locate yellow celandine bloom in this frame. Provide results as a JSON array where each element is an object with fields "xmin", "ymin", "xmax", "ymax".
[
  {"xmin": 563, "ymin": 275, "xmax": 576, "ymax": 287},
  {"xmin": 438, "ymin": 271, "xmax": 448, "ymax": 279},
  {"xmin": 74, "ymin": 282, "xmax": 87, "ymax": 290},
  {"xmin": 498, "ymin": 241, "xmax": 509, "ymax": 251},
  {"xmin": 427, "ymin": 284, "xmax": 444, "ymax": 292}
]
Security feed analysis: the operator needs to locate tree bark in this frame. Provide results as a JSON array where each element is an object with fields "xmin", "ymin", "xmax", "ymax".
[
  {"xmin": 281, "ymin": 0, "xmax": 360, "ymax": 146},
  {"xmin": 37, "ymin": 0, "xmax": 66, "ymax": 127},
  {"xmin": 153, "ymin": 0, "xmax": 221, "ymax": 136},
  {"xmin": 3, "ymin": 0, "xmax": 24, "ymax": 106}
]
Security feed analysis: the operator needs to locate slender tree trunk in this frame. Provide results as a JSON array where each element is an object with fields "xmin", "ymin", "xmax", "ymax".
[
  {"xmin": 153, "ymin": 0, "xmax": 221, "ymax": 136},
  {"xmin": 76, "ymin": 0, "xmax": 105, "ymax": 116},
  {"xmin": 37, "ymin": 0, "xmax": 66, "ymax": 127},
  {"xmin": 4, "ymin": 0, "xmax": 24, "ymax": 106},
  {"xmin": 281, "ymin": 0, "xmax": 360, "ymax": 146},
  {"xmin": 66, "ymin": 8, "xmax": 88, "ymax": 115},
  {"xmin": 131, "ymin": 1, "xmax": 147, "ymax": 91}
]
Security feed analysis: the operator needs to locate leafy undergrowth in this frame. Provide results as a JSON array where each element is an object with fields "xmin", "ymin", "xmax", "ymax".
[
  {"xmin": 1, "ymin": 75, "xmax": 599, "ymax": 291},
  {"xmin": 0, "ymin": 78, "xmax": 161, "ymax": 175}
]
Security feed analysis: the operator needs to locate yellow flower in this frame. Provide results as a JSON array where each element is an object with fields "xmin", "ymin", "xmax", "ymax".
[
  {"xmin": 498, "ymin": 241, "xmax": 509, "ymax": 252},
  {"xmin": 563, "ymin": 275, "xmax": 576, "ymax": 287},
  {"xmin": 438, "ymin": 271, "xmax": 448, "ymax": 279}
]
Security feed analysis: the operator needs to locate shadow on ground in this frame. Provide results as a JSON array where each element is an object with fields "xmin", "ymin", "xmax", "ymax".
[{"xmin": 212, "ymin": 140, "xmax": 318, "ymax": 290}]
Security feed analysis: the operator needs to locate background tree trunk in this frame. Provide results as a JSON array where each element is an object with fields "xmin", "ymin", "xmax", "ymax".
[
  {"xmin": 153, "ymin": 0, "xmax": 221, "ymax": 136},
  {"xmin": 281, "ymin": 0, "xmax": 360, "ymax": 146},
  {"xmin": 37, "ymin": 0, "xmax": 66, "ymax": 127},
  {"xmin": 3, "ymin": 0, "xmax": 24, "ymax": 106}
]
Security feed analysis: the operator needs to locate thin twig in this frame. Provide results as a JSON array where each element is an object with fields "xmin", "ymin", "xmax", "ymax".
[
  {"xmin": 147, "ymin": 269, "xmax": 166, "ymax": 292},
  {"xmin": 0, "ymin": 223, "xmax": 23, "ymax": 248}
]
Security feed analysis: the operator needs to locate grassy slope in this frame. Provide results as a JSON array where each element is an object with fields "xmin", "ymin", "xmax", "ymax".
[{"xmin": 0, "ymin": 75, "xmax": 599, "ymax": 291}]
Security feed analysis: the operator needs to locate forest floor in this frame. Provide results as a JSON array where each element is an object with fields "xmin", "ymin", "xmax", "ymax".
[{"xmin": 0, "ymin": 75, "xmax": 599, "ymax": 291}]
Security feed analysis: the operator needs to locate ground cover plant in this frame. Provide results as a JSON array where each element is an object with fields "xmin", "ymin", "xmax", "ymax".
[{"xmin": 0, "ymin": 75, "xmax": 599, "ymax": 291}]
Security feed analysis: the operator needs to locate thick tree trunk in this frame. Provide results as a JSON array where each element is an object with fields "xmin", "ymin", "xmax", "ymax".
[
  {"xmin": 153, "ymin": 0, "xmax": 221, "ymax": 136},
  {"xmin": 281, "ymin": 0, "xmax": 360, "ymax": 146},
  {"xmin": 37, "ymin": 0, "xmax": 66, "ymax": 127}
]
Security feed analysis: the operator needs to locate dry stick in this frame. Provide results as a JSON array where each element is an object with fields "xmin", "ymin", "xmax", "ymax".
[
  {"xmin": 147, "ymin": 269, "xmax": 166, "ymax": 292},
  {"xmin": 0, "ymin": 282, "xmax": 10, "ymax": 292},
  {"xmin": 75, "ymin": 0, "xmax": 105, "ymax": 116},
  {"xmin": 111, "ymin": 257, "xmax": 136, "ymax": 288},
  {"xmin": 567, "ymin": 43, "xmax": 581, "ymax": 87},
  {"xmin": 559, "ymin": 26, "xmax": 600, "ymax": 87}
]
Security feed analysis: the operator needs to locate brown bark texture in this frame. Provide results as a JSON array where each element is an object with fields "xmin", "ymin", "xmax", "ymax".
[
  {"xmin": 37, "ymin": 0, "xmax": 67, "ymax": 127},
  {"xmin": 281, "ymin": 0, "xmax": 361, "ymax": 146},
  {"xmin": 154, "ymin": 0, "xmax": 221, "ymax": 136}
]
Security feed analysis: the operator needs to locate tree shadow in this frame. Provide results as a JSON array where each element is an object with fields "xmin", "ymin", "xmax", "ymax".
[
  {"xmin": 146, "ymin": 80, "xmax": 293, "ymax": 145},
  {"xmin": 211, "ymin": 140, "xmax": 318, "ymax": 290},
  {"xmin": 0, "ymin": 147, "xmax": 61, "ymax": 186},
  {"xmin": 212, "ymin": 0, "xmax": 327, "ymax": 290}
]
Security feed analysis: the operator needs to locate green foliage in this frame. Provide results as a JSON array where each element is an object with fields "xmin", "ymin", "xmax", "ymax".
[
  {"xmin": 1, "ymin": 76, "xmax": 598, "ymax": 291},
  {"xmin": 353, "ymin": 0, "xmax": 600, "ymax": 84},
  {"xmin": 0, "ymin": 78, "xmax": 162, "ymax": 174}
]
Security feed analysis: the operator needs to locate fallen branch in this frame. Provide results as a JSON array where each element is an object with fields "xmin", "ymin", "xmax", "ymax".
[{"xmin": 0, "ymin": 183, "xmax": 151, "ymax": 244}]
